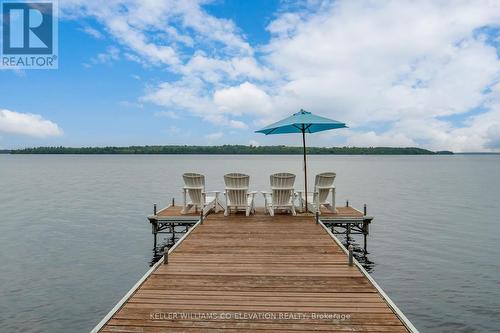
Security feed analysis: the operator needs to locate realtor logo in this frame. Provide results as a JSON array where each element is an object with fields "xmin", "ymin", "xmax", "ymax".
[{"xmin": 1, "ymin": 0, "xmax": 58, "ymax": 69}]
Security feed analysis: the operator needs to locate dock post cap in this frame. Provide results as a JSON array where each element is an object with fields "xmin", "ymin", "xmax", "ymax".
[{"xmin": 348, "ymin": 245, "xmax": 354, "ymax": 266}]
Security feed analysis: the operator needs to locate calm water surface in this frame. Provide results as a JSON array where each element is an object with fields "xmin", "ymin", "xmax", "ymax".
[{"xmin": 0, "ymin": 155, "xmax": 499, "ymax": 332}]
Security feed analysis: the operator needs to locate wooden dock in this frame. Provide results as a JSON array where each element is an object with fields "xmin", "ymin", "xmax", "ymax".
[{"xmin": 92, "ymin": 207, "xmax": 417, "ymax": 332}]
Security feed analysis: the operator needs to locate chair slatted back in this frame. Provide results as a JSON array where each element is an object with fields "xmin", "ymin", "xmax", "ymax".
[
  {"xmin": 224, "ymin": 173, "xmax": 250, "ymax": 206},
  {"xmin": 183, "ymin": 173, "xmax": 205, "ymax": 205},
  {"xmin": 315, "ymin": 172, "xmax": 336, "ymax": 203},
  {"xmin": 270, "ymin": 173, "xmax": 295, "ymax": 205}
]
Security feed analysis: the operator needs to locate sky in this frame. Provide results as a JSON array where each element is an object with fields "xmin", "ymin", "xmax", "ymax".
[{"xmin": 1, "ymin": 0, "xmax": 500, "ymax": 152}]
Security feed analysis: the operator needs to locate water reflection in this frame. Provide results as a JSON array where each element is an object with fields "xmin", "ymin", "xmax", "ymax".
[
  {"xmin": 339, "ymin": 235, "xmax": 376, "ymax": 273},
  {"xmin": 149, "ymin": 225, "xmax": 193, "ymax": 266}
]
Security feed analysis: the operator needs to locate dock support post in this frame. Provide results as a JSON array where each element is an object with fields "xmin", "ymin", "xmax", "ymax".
[
  {"xmin": 348, "ymin": 245, "xmax": 353, "ymax": 266},
  {"xmin": 171, "ymin": 225, "xmax": 175, "ymax": 245},
  {"xmin": 363, "ymin": 204, "xmax": 368, "ymax": 254},
  {"xmin": 315, "ymin": 211, "xmax": 319, "ymax": 224},
  {"xmin": 363, "ymin": 229, "xmax": 368, "ymax": 254},
  {"xmin": 152, "ymin": 222, "xmax": 157, "ymax": 250},
  {"xmin": 163, "ymin": 249, "xmax": 168, "ymax": 264},
  {"xmin": 172, "ymin": 198, "xmax": 175, "ymax": 206},
  {"xmin": 200, "ymin": 211, "xmax": 204, "ymax": 225},
  {"xmin": 152, "ymin": 203, "xmax": 158, "ymax": 250},
  {"xmin": 346, "ymin": 200, "xmax": 349, "ymax": 207},
  {"xmin": 346, "ymin": 223, "xmax": 351, "ymax": 245}
]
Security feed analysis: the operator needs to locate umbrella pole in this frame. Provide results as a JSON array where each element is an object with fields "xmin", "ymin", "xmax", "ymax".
[{"xmin": 302, "ymin": 129, "xmax": 308, "ymax": 214}]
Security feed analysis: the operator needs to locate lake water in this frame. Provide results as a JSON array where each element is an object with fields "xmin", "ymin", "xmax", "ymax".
[{"xmin": 0, "ymin": 154, "xmax": 499, "ymax": 332}]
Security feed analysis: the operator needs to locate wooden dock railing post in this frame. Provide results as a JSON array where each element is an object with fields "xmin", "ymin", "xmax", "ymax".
[
  {"xmin": 172, "ymin": 198, "xmax": 175, "ymax": 206},
  {"xmin": 364, "ymin": 204, "xmax": 367, "ymax": 216},
  {"xmin": 153, "ymin": 203, "xmax": 157, "ymax": 215},
  {"xmin": 315, "ymin": 211, "xmax": 319, "ymax": 224},
  {"xmin": 346, "ymin": 199, "xmax": 349, "ymax": 207},
  {"xmin": 200, "ymin": 211, "xmax": 204, "ymax": 225},
  {"xmin": 163, "ymin": 249, "xmax": 168, "ymax": 264},
  {"xmin": 348, "ymin": 245, "xmax": 353, "ymax": 266}
]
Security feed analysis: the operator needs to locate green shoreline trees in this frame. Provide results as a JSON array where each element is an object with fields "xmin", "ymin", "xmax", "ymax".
[{"xmin": 7, "ymin": 145, "xmax": 453, "ymax": 155}]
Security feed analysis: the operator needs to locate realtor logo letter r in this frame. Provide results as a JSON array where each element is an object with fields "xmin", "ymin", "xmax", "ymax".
[{"xmin": 2, "ymin": 2, "xmax": 53, "ymax": 54}]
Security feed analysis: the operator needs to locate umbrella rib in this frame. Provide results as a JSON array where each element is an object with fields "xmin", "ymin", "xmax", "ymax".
[{"xmin": 265, "ymin": 127, "xmax": 280, "ymax": 135}]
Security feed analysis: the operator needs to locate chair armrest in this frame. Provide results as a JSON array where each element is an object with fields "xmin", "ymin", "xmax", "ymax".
[
  {"xmin": 203, "ymin": 190, "xmax": 220, "ymax": 194},
  {"xmin": 315, "ymin": 185, "xmax": 335, "ymax": 190},
  {"xmin": 248, "ymin": 191, "xmax": 258, "ymax": 195},
  {"xmin": 261, "ymin": 191, "xmax": 272, "ymax": 198},
  {"xmin": 270, "ymin": 187, "xmax": 295, "ymax": 191},
  {"xmin": 184, "ymin": 186, "xmax": 204, "ymax": 189}
]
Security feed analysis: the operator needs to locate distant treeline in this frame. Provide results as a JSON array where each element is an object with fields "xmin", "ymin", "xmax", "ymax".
[{"xmin": 9, "ymin": 145, "xmax": 453, "ymax": 155}]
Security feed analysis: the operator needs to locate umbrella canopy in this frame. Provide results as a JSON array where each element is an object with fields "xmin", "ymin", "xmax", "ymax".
[
  {"xmin": 255, "ymin": 109, "xmax": 346, "ymax": 135},
  {"xmin": 255, "ymin": 109, "xmax": 347, "ymax": 214}
]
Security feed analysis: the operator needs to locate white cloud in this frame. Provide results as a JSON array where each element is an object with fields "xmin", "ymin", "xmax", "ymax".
[
  {"xmin": 141, "ymin": 77, "xmax": 251, "ymax": 129},
  {"xmin": 61, "ymin": 0, "xmax": 251, "ymax": 67},
  {"xmin": 214, "ymin": 82, "xmax": 273, "ymax": 116},
  {"xmin": 250, "ymin": 0, "xmax": 500, "ymax": 151},
  {"xmin": 228, "ymin": 120, "xmax": 248, "ymax": 129},
  {"xmin": 346, "ymin": 131, "xmax": 416, "ymax": 148},
  {"xmin": 182, "ymin": 54, "xmax": 274, "ymax": 83},
  {"xmin": 142, "ymin": 77, "xmax": 211, "ymax": 115},
  {"xmin": 267, "ymin": 12, "xmax": 302, "ymax": 37},
  {"xmin": 485, "ymin": 124, "xmax": 500, "ymax": 149},
  {"xmin": 155, "ymin": 110, "xmax": 179, "ymax": 119},
  {"xmin": 81, "ymin": 26, "xmax": 104, "ymax": 39},
  {"xmin": 63, "ymin": 0, "xmax": 500, "ymax": 151},
  {"xmin": 0, "ymin": 109, "xmax": 63, "ymax": 138},
  {"xmin": 204, "ymin": 131, "xmax": 223, "ymax": 141},
  {"xmin": 85, "ymin": 46, "xmax": 120, "ymax": 67}
]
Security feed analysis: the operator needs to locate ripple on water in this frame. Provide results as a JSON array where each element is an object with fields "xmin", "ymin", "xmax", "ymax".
[{"xmin": 0, "ymin": 154, "xmax": 499, "ymax": 332}]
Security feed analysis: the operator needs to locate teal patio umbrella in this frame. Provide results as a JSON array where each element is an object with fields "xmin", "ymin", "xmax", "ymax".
[{"xmin": 255, "ymin": 109, "xmax": 347, "ymax": 212}]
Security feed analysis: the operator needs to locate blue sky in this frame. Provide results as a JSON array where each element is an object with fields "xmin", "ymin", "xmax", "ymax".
[{"xmin": 1, "ymin": 0, "xmax": 500, "ymax": 152}]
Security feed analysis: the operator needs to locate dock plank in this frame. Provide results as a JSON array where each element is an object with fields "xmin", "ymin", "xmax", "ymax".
[{"xmin": 97, "ymin": 211, "xmax": 411, "ymax": 332}]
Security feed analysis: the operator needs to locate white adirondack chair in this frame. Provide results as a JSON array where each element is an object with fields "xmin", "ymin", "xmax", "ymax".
[
  {"xmin": 223, "ymin": 173, "xmax": 256, "ymax": 216},
  {"xmin": 263, "ymin": 173, "xmax": 297, "ymax": 216},
  {"xmin": 181, "ymin": 173, "xmax": 220, "ymax": 215},
  {"xmin": 298, "ymin": 172, "xmax": 337, "ymax": 214}
]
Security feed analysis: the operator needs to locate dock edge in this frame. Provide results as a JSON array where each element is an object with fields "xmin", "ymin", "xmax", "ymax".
[
  {"xmin": 89, "ymin": 205, "xmax": 202, "ymax": 333},
  {"xmin": 319, "ymin": 220, "xmax": 419, "ymax": 333}
]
